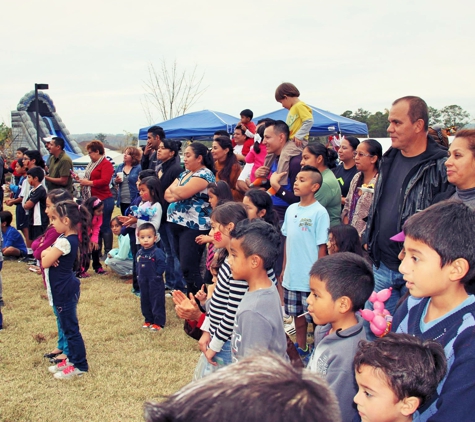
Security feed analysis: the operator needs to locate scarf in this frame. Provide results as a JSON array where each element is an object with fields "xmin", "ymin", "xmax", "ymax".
[{"xmin": 81, "ymin": 155, "xmax": 104, "ymax": 201}]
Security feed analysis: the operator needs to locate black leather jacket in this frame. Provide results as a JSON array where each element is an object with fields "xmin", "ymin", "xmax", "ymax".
[{"xmin": 364, "ymin": 136, "xmax": 450, "ymax": 267}]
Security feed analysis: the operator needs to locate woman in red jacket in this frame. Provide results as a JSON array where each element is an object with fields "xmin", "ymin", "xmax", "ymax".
[{"xmin": 75, "ymin": 140, "xmax": 114, "ymax": 258}]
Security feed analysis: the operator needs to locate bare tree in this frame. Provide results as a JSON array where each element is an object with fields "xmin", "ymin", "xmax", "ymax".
[{"xmin": 142, "ymin": 59, "xmax": 208, "ymax": 124}]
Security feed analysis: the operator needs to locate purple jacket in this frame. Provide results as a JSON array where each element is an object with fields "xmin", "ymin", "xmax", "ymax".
[{"xmin": 32, "ymin": 226, "xmax": 60, "ymax": 260}]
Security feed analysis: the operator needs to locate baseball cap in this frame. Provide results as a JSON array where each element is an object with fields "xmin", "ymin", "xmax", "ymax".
[{"xmin": 390, "ymin": 231, "xmax": 405, "ymax": 242}]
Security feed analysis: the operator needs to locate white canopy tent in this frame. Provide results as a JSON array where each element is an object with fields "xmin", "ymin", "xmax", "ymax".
[{"xmin": 72, "ymin": 148, "xmax": 124, "ymax": 167}]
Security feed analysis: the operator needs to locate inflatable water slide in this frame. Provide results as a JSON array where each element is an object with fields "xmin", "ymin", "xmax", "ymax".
[{"xmin": 11, "ymin": 91, "xmax": 83, "ymax": 159}]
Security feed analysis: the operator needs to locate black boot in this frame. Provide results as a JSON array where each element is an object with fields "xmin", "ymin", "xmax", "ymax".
[{"xmin": 101, "ymin": 231, "xmax": 114, "ymax": 261}]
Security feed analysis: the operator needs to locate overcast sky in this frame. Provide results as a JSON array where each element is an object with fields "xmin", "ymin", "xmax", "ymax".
[{"xmin": 1, "ymin": 0, "xmax": 473, "ymax": 135}]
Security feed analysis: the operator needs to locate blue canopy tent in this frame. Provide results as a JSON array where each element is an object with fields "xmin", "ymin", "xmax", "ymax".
[
  {"xmin": 254, "ymin": 105, "xmax": 369, "ymax": 136},
  {"xmin": 138, "ymin": 110, "xmax": 240, "ymax": 141}
]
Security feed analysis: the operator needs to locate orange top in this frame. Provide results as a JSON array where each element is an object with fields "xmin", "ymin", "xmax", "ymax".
[{"xmin": 214, "ymin": 161, "xmax": 243, "ymax": 202}]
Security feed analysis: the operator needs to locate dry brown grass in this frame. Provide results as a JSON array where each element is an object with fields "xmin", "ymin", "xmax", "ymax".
[{"xmin": 0, "ymin": 206, "xmax": 200, "ymax": 422}]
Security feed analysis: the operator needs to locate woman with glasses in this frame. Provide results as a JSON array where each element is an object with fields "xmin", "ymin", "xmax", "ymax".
[
  {"xmin": 332, "ymin": 136, "xmax": 360, "ymax": 205},
  {"xmin": 342, "ymin": 139, "xmax": 382, "ymax": 237}
]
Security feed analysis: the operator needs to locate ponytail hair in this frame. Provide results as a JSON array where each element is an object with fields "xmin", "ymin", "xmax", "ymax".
[
  {"xmin": 244, "ymin": 189, "xmax": 280, "ymax": 228},
  {"xmin": 188, "ymin": 142, "xmax": 215, "ymax": 173},
  {"xmin": 84, "ymin": 196, "xmax": 103, "ymax": 215},
  {"xmin": 305, "ymin": 143, "xmax": 338, "ymax": 169},
  {"xmin": 54, "ymin": 200, "xmax": 92, "ymax": 272},
  {"xmin": 208, "ymin": 181, "xmax": 234, "ymax": 205},
  {"xmin": 252, "ymin": 124, "xmax": 266, "ymax": 155},
  {"xmin": 343, "ymin": 136, "xmax": 360, "ymax": 151},
  {"xmin": 211, "ymin": 202, "xmax": 248, "ymax": 267},
  {"xmin": 47, "ymin": 189, "xmax": 73, "ymax": 204},
  {"xmin": 162, "ymin": 139, "xmax": 182, "ymax": 158},
  {"xmin": 361, "ymin": 139, "xmax": 383, "ymax": 170},
  {"xmin": 139, "ymin": 176, "xmax": 164, "ymax": 207}
]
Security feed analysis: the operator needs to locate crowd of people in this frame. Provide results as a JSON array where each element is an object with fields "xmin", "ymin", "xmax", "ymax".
[{"xmin": 1, "ymin": 84, "xmax": 475, "ymax": 421}]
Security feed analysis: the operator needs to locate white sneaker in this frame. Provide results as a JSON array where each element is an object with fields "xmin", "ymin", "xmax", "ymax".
[
  {"xmin": 284, "ymin": 319, "xmax": 296, "ymax": 336},
  {"xmin": 53, "ymin": 365, "xmax": 86, "ymax": 379},
  {"xmin": 48, "ymin": 359, "xmax": 72, "ymax": 374}
]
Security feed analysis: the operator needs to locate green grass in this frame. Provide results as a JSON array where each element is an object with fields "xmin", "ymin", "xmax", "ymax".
[{"xmin": 0, "ymin": 207, "xmax": 200, "ymax": 421}]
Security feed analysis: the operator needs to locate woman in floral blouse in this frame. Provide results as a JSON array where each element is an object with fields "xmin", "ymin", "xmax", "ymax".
[{"xmin": 165, "ymin": 142, "xmax": 215, "ymax": 295}]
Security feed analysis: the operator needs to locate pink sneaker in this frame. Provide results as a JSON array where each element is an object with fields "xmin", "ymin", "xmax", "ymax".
[
  {"xmin": 53, "ymin": 365, "xmax": 86, "ymax": 379},
  {"xmin": 95, "ymin": 268, "xmax": 108, "ymax": 275},
  {"xmin": 48, "ymin": 359, "xmax": 72, "ymax": 373}
]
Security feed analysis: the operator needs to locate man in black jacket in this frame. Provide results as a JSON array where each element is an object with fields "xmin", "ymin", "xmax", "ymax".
[
  {"xmin": 364, "ymin": 96, "xmax": 450, "ymax": 315},
  {"xmin": 141, "ymin": 126, "xmax": 165, "ymax": 172}
]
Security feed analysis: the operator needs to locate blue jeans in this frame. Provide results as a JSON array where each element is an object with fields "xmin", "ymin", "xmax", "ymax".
[
  {"xmin": 159, "ymin": 223, "xmax": 186, "ymax": 292},
  {"xmin": 197, "ymin": 340, "xmax": 232, "ymax": 379},
  {"xmin": 56, "ymin": 294, "xmax": 88, "ymax": 372},
  {"xmin": 364, "ymin": 262, "xmax": 406, "ymax": 339},
  {"xmin": 53, "ymin": 305, "xmax": 69, "ymax": 356},
  {"xmin": 370, "ymin": 262, "xmax": 407, "ymax": 315},
  {"xmin": 99, "ymin": 197, "xmax": 115, "ymax": 235},
  {"xmin": 139, "ymin": 275, "xmax": 166, "ymax": 327}
]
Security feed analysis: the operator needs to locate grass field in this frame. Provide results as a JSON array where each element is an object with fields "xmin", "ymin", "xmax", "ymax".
[{"xmin": 0, "ymin": 207, "xmax": 200, "ymax": 422}]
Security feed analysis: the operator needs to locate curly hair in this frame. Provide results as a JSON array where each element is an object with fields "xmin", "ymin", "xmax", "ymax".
[{"xmin": 124, "ymin": 146, "xmax": 142, "ymax": 166}]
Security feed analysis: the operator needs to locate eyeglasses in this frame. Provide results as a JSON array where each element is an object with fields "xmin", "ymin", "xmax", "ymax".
[{"xmin": 353, "ymin": 152, "xmax": 374, "ymax": 158}]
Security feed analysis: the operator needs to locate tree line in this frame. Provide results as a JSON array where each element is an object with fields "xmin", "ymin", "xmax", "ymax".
[{"xmin": 341, "ymin": 105, "xmax": 472, "ymax": 137}]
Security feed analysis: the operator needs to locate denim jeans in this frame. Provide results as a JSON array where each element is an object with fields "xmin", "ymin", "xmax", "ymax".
[
  {"xmin": 212, "ymin": 339, "xmax": 233, "ymax": 366},
  {"xmin": 370, "ymin": 262, "xmax": 407, "ymax": 315},
  {"xmin": 53, "ymin": 305, "xmax": 69, "ymax": 356},
  {"xmin": 126, "ymin": 226, "xmax": 140, "ymax": 292},
  {"xmin": 139, "ymin": 275, "xmax": 166, "ymax": 327},
  {"xmin": 364, "ymin": 262, "xmax": 406, "ymax": 339},
  {"xmin": 56, "ymin": 294, "xmax": 88, "ymax": 372},
  {"xmin": 99, "ymin": 197, "xmax": 115, "ymax": 235},
  {"xmin": 169, "ymin": 223, "xmax": 208, "ymax": 295},
  {"xmin": 159, "ymin": 223, "xmax": 186, "ymax": 292},
  {"xmin": 194, "ymin": 340, "xmax": 232, "ymax": 380}
]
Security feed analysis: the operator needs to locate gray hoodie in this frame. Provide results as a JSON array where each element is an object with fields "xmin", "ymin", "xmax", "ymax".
[{"xmin": 308, "ymin": 315, "xmax": 366, "ymax": 421}]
